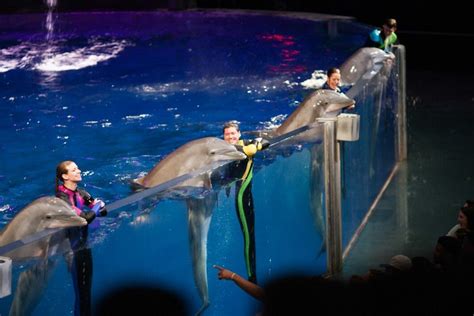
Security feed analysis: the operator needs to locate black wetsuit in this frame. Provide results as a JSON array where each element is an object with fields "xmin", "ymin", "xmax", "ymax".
[{"xmin": 56, "ymin": 186, "xmax": 95, "ymax": 316}]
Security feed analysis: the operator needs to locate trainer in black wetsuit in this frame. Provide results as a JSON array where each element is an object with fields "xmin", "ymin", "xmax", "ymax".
[
  {"xmin": 223, "ymin": 121, "xmax": 269, "ymax": 284},
  {"xmin": 55, "ymin": 160, "xmax": 107, "ymax": 316}
]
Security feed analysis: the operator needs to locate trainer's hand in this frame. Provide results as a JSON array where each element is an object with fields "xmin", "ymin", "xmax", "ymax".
[
  {"xmin": 254, "ymin": 137, "xmax": 270, "ymax": 151},
  {"xmin": 91, "ymin": 199, "xmax": 107, "ymax": 217},
  {"xmin": 259, "ymin": 138, "xmax": 270, "ymax": 150},
  {"xmin": 213, "ymin": 265, "xmax": 236, "ymax": 281},
  {"xmin": 80, "ymin": 210, "xmax": 96, "ymax": 224}
]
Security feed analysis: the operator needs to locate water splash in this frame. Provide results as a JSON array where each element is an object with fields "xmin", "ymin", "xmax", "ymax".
[{"xmin": 45, "ymin": 0, "xmax": 57, "ymax": 41}]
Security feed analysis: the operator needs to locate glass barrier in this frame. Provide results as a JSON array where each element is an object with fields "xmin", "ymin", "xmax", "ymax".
[
  {"xmin": 0, "ymin": 12, "xmax": 405, "ymax": 316},
  {"xmin": 341, "ymin": 45, "xmax": 406, "ymax": 257}
]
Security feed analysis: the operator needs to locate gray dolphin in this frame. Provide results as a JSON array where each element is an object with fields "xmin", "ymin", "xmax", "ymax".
[
  {"xmin": 252, "ymin": 90, "xmax": 354, "ymax": 257},
  {"xmin": 134, "ymin": 137, "xmax": 246, "ymax": 190},
  {"xmin": 0, "ymin": 196, "xmax": 87, "ymax": 260},
  {"xmin": 340, "ymin": 47, "xmax": 396, "ymax": 179},
  {"xmin": 133, "ymin": 137, "xmax": 246, "ymax": 315},
  {"xmin": 254, "ymin": 90, "xmax": 355, "ymax": 146},
  {"xmin": 275, "ymin": 89, "xmax": 355, "ymax": 138},
  {"xmin": 340, "ymin": 47, "xmax": 395, "ymax": 98},
  {"xmin": 0, "ymin": 196, "xmax": 87, "ymax": 316}
]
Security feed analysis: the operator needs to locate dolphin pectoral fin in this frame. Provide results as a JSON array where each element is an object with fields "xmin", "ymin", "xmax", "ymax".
[{"xmin": 186, "ymin": 194, "xmax": 217, "ymax": 315}]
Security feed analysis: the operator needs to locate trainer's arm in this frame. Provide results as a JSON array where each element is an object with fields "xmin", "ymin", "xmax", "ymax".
[{"xmin": 213, "ymin": 265, "xmax": 265, "ymax": 301}]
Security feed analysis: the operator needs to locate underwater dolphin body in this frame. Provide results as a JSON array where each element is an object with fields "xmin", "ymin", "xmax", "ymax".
[
  {"xmin": 0, "ymin": 196, "xmax": 87, "ymax": 316},
  {"xmin": 133, "ymin": 137, "xmax": 246, "ymax": 314}
]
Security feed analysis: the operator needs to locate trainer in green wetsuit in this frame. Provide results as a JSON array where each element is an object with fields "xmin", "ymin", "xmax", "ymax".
[
  {"xmin": 223, "ymin": 121, "xmax": 269, "ymax": 284},
  {"xmin": 365, "ymin": 18, "xmax": 399, "ymax": 53}
]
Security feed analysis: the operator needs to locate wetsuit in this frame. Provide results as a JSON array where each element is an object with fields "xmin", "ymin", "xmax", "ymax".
[
  {"xmin": 365, "ymin": 28, "xmax": 399, "ymax": 52},
  {"xmin": 229, "ymin": 139, "xmax": 267, "ymax": 284},
  {"xmin": 321, "ymin": 82, "xmax": 341, "ymax": 94},
  {"xmin": 56, "ymin": 185, "xmax": 104, "ymax": 316}
]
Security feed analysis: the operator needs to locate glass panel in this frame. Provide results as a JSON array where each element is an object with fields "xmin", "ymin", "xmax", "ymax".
[
  {"xmin": 341, "ymin": 49, "xmax": 401, "ymax": 249},
  {"xmin": 0, "ymin": 11, "xmax": 402, "ymax": 316}
]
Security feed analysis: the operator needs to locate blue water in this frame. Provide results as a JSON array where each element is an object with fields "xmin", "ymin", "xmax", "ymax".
[{"xmin": 0, "ymin": 11, "xmax": 392, "ymax": 315}]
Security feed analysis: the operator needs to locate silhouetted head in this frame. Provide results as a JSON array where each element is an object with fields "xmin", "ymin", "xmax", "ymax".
[{"xmin": 94, "ymin": 284, "xmax": 188, "ymax": 316}]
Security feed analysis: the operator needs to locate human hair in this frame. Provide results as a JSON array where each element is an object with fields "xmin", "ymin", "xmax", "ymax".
[
  {"xmin": 223, "ymin": 121, "xmax": 240, "ymax": 134},
  {"xmin": 384, "ymin": 18, "xmax": 397, "ymax": 28},
  {"xmin": 56, "ymin": 160, "xmax": 74, "ymax": 192},
  {"xmin": 326, "ymin": 67, "xmax": 340, "ymax": 78},
  {"xmin": 460, "ymin": 206, "xmax": 474, "ymax": 231}
]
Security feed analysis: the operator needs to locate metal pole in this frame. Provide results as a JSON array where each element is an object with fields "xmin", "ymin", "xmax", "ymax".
[
  {"xmin": 318, "ymin": 117, "xmax": 343, "ymax": 275},
  {"xmin": 394, "ymin": 44, "xmax": 407, "ymax": 161}
]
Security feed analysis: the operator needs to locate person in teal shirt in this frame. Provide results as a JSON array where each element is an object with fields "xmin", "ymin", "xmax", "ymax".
[{"xmin": 365, "ymin": 18, "xmax": 399, "ymax": 52}]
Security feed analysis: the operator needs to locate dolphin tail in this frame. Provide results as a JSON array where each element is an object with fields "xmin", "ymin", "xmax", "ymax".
[
  {"xmin": 310, "ymin": 144, "xmax": 326, "ymax": 256},
  {"xmin": 9, "ymin": 259, "xmax": 57, "ymax": 316},
  {"xmin": 186, "ymin": 193, "xmax": 217, "ymax": 315}
]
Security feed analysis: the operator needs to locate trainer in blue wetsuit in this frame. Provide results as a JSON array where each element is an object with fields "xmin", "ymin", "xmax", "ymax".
[
  {"xmin": 55, "ymin": 160, "xmax": 107, "ymax": 316},
  {"xmin": 223, "ymin": 121, "xmax": 269, "ymax": 284}
]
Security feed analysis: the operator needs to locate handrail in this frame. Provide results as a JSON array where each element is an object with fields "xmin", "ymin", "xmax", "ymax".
[{"xmin": 0, "ymin": 123, "xmax": 320, "ymax": 258}]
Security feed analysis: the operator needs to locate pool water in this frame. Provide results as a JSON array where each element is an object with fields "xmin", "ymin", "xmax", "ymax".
[{"xmin": 0, "ymin": 11, "xmax": 378, "ymax": 315}]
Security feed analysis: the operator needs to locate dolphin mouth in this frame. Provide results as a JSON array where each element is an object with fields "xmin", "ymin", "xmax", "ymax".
[
  {"xmin": 215, "ymin": 150, "xmax": 247, "ymax": 161},
  {"xmin": 234, "ymin": 152, "xmax": 247, "ymax": 160},
  {"xmin": 326, "ymin": 100, "xmax": 356, "ymax": 113},
  {"xmin": 49, "ymin": 216, "xmax": 88, "ymax": 228}
]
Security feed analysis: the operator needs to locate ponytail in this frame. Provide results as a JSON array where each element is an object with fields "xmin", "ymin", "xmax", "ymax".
[{"xmin": 56, "ymin": 160, "xmax": 73, "ymax": 193}]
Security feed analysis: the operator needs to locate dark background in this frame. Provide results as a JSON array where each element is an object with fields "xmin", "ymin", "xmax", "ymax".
[
  {"xmin": 0, "ymin": 0, "xmax": 474, "ymax": 71},
  {"xmin": 1, "ymin": 0, "xmax": 473, "ymax": 71}
]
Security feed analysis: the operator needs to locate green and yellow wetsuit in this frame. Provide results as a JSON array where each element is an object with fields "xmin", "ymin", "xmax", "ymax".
[{"xmin": 231, "ymin": 139, "xmax": 267, "ymax": 284}]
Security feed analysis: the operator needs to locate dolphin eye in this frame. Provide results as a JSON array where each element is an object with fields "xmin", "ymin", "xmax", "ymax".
[
  {"xmin": 46, "ymin": 215, "xmax": 52, "ymax": 219},
  {"xmin": 209, "ymin": 150, "xmax": 216, "ymax": 155}
]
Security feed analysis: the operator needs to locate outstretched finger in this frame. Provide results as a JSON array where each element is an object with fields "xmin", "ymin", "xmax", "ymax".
[{"xmin": 213, "ymin": 264, "xmax": 224, "ymax": 271}]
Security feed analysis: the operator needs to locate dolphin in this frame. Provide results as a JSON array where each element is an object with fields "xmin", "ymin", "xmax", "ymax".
[
  {"xmin": 134, "ymin": 137, "xmax": 247, "ymax": 191},
  {"xmin": 254, "ymin": 89, "xmax": 355, "ymax": 149},
  {"xmin": 0, "ymin": 196, "xmax": 87, "ymax": 260},
  {"xmin": 340, "ymin": 47, "xmax": 396, "ymax": 179},
  {"xmin": 275, "ymin": 89, "xmax": 355, "ymax": 136},
  {"xmin": 0, "ymin": 196, "xmax": 87, "ymax": 316},
  {"xmin": 132, "ymin": 137, "xmax": 246, "ymax": 315},
  {"xmin": 251, "ymin": 90, "xmax": 354, "ymax": 258},
  {"xmin": 340, "ymin": 47, "xmax": 395, "ymax": 98}
]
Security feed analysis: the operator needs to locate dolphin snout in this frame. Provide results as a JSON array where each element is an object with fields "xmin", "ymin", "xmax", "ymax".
[
  {"xmin": 326, "ymin": 98, "xmax": 356, "ymax": 113},
  {"xmin": 216, "ymin": 148, "xmax": 247, "ymax": 161},
  {"xmin": 49, "ymin": 215, "xmax": 88, "ymax": 228},
  {"xmin": 234, "ymin": 152, "xmax": 247, "ymax": 160},
  {"xmin": 77, "ymin": 217, "xmax": 88, "ymax": 226}
]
